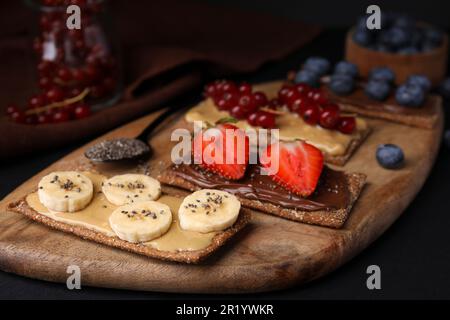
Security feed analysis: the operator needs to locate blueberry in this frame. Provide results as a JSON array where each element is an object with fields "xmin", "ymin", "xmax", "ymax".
[
  {"xmin": 393, "ymin": 15, "xmax": 415, "ymax": 30},
  {"xmin": 397, "ymin": 46, "xmax": 418, "ymax": 55},
  {"xmin": 395, "ymin": 84, "xmax": 425, "ymax": 107},
  {"xmin": 365, "ymin": 80, "xmax": 391, "ymax": 101},
  {"xmin": 376, "ymin": 144, "xmax": 405, "ymax": 169},
  {"xmin": 424, "ymin": 27, "xmax": 444, "ymax": 47},
  {"xmin": 334, "ymin": 61, "xmax": 359, "ymax": 78},
  {"xmin": 379, "ymin": 27, "xmax": 411, "ymax": 49},
  {"xmin": 328, "ymin": 74, "xmax": 355, "ymax": 95},
  {"xmin": 406, "ymin": 75, "xmax": 431, "ymax": 92},
  {"xmin": 369, "ymin": 67, "xmax": 396, "ymax": 84},
  {"xmin": 439, "ymin": 78, "xmax": 450, "ymax": 98},
  {"xmin": 295, "ymin": 70, "xmax": 319, "ymax": 87},
  {"xmin": 445, "ymin": 130, "xmax": 450, "ymax": 149},
  {"xmin": 353, "ymin": 29, "xmax": 372, "ymax": 46},
  {"xmin": 303, "ymin": 57, "xmax": 330, "ymax": 76}
]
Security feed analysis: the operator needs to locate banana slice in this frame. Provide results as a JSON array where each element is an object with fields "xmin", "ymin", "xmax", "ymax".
[
  {"xmin": 102, "ymin": 174, "xmax": 161, "ymax": 206},
  {"xmin": 179, "ymin": 189, "xmax": 240, "ymax": 233},
  {"xmin": 109, "ymin": 201, "xmax": 172, "ymax": 243},
  {"xmin": 38, "ymin": 171, "xmax": 94, "ymax": 212}
]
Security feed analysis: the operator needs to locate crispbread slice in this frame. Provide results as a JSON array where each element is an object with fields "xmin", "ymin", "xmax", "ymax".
[
  {"xmin": 324, "ymin": 87, "xmax": 441, "ymax": 129},
  {"xmin": 324, "ymin": 127, "xmax": 371, "ymax": 166},
  {"xmin": 158, "ymin": 169, "xmax": 366, "ymax": 229},
  {"xmin": 8, "ymin": 198, "xmax": 251, "ymax": 264}
]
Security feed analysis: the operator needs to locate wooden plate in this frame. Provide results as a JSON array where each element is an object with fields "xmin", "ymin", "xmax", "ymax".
[{"xmin": 0, "ymin": 82, "xmax": 443, "ymax": 293}]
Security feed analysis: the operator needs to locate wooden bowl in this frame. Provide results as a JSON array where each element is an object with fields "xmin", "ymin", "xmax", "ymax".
[{"xmin": 345, "ymin": 28, "xmax": 448, "ymax": 85}]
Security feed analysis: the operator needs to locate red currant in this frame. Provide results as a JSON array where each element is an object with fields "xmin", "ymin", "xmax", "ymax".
[
  {"xmin": 74, "ymin": 103, "xmax": 91, "ymax": 119},
  {"xmin": 302, "ymin": 104, "xmax": 321, "ymax": 125},
  {"xmin": 278, "ymin": 85, "xmax": 292, "ymax": 104},
  {"xmin": 268, "ymin": 98, "xmax": 280, "ymax": 109},
  {"xmin": 5, "ymin": 104, "xmax": 19, "ymax": 115},
  {"xmin": 285, "ymin": 90, "xmax": 301, "ymax": 109},
  {"xmin": 230, "ymin": 105, "xmax": 248, "ymax": 119},
  {"xmin": 46, "ymin": 88, "xmax": 65, "ymax": 103},
  {"xmin": 217, "ymin": 92, "xmax": 238, "ymax": 110},
  {"xmin": 10, "ymin": 110, "xmax": 26, "ymax": 123},
  {"xmin": 257, "ymin": 111, "xmax": 276, "ymax": 128},
  {"xmin": 253, "ymin": 91, "xmax": 268, "ymax": 107},
  {"xmin": 238, "ymin": 94, "xmax": 258, "ymax": 113},
  {"xmin": 28, "ymin": 94, "xmax": 47, "ymax": 109},
  {"xmin": 238, "ymin": 83, "xmax": 252, "ymax": 95},
  {"xmin": 203, "ymin": 83, "xmax": 216, "ymax": 98},
  {"xmin": 322, "ymin": 102, "xmax": 340, "ymax": 113},
  {"xmin": 39, "ymin": 77, "xmax": 53, "ymax": 90},
  {"xmin": 37, "ymin": 113, "xmax": 51, "ymax": 124},
  {"xmin": 52, "ymin": 110, "xmax": 70, "ymax": 123},
  {"xmin": 337, "ymin": 117, "xmax": 356, "ymax": 134},
  {"xmin": 307, "ymin": 88, "xmax": 328, "ymax": 105},
  {"xmin": 57, "ymin": 67, "xmax": 72, "ymax": 82},
  {"xmin": 289, "ymin": 96, "xmax": 310, "ymax": 113},
  {"xmin": 221, "ymin": 81, "xmax": 238, "ymax": 94},
  {"xmin": 25, "ymin": 115, "xmax": 38, "ymax": 125},
  {"xmin": 247, "ymin": 112, "xmax": 259, "ymax": 126},
  {"xmin": 294, "ymin": 83, "xmax": 311, "ymax": 95},
  {"xmin": 319, "ymin": 106, "xmax": 340, "ymax": 129}
]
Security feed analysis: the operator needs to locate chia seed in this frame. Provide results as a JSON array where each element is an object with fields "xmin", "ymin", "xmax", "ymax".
[{"xmin": 84, "ymin": 138, "xmax": 150, "ymax": 162}]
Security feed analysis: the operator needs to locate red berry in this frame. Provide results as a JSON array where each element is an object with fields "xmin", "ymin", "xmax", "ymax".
[
  {"xmin": 285, "ymin": 90, "xmax": 301, "ymax": 109},
  {"xmin": 74, "ymin": 104, "xmax": 91, "ymax": 119},
  {"xmin": 25, "ymin": 115, "xmax": 38, "ymax": 125},
  {"xmin": 294, "ymin": 83, "xmax": 312, "ymax": 95},
  {"xmin": 72, "ymin": 68, "xmax": 86, "ymax": 83},
  {"xmin": 253, "ymin": 91, "xmax": 268, "ymax": 107},
  {"xmin": 10, "ymin": 110, "xmax": 26, "ymax": 123},
  {"xmin": 307, "ymin": 88, "xmax": 328, "ymax": 105},
  {"xmin": 84, "ymin": 65, "xmax": 101, "ymax": 83},
  {"xmin": 230, "ymin": 105, "xmax": 248, "ymax": 119},
  {"xmin": 257, "ymin": 111, "xmax": 276, "ymax": 128},
  {"xmin": 57, "ymin": 67, "xmax": 72, "ymax": 82},
  {"xmin": 39, "ymin": 77, "xmax": 53, "ymax": 90},
  {"xmin": 69, "ymin": 87, "xmax": 82, "ymax": 98},
  {"xmin": 52, "ymin": 110, "xmax": 70, "ymax": 123},
  {"xmin": 268, "ymin": 98, "xmax": 280, "ymax": 109},
  {"xmin": 238, "ymin": 83, "xmax": 252, "ymax": 95},
  {"xmin": 278, "ymin": 84, "xmax": 292, "ymax": 104},
  {"xmin": 319, "ymin": 106, "xmax": 340, "ymax": 129},
  {"xmin": 289, "ymin": 96, "xmax": 310, "ymax": 113},
  {"xmin": 37, "ymin": 61, "xmax": 54, "ymax": 76},
  {"xmin": 221, "ymin": 81, "xmax": 238, "ymax": 94},
  {"xmin": 204, "ymin": 82, "xmax": 217, "ymax": 98},
  {"xmin": 37, "ymin": 113, "xmax": 51, "ymax": 124},
  {"xmin": 337, "ymin": 117, "xmax": 356, "ymax": 134},
  {"xmin": 322, "ymin": 102, "xmax": 340, "ymax": 113},
  {"xmin": 247, "ymin": 112, "xmax": 259, "ymax": 126},
  {"xmin": 217, "ymin": 92, "xmax": 238, "ymax": 110},
  {"xmin": 302, "ymin": 104, "xmax": 321, "ymax": 125},
  {"xmin": 5, "ymin": 104, "xmax": 19, "ymax": 115},
  {"xmin": 28, "ymin": 94, "xmax": 47, "ymax": 109},
  {"xmin": 238, "ymin": 94, "xmax": 258, "ymax": 113},
  {"xmin": 46, "ymin": 88, "xmax": 65, "ymax": 103}
]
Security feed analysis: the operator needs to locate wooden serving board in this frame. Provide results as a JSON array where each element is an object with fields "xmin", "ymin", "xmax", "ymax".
[{"xmin": 0, "ymin": 83, "xmax": 444, "ymax": 293}]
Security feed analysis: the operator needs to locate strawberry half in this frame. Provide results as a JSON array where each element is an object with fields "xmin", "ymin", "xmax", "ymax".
[
  {"xmin": 260, "ymin": 140, "xmax": 324, "ymax": 197},
  {"xmin": 192, "ymin": 123, "xmax": 249, "ymax": 180}
]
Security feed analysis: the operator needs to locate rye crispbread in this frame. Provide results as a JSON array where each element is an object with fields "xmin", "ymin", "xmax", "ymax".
[
  {"xmin": 8, "ymin": 197, "xmax": 251, "ymax": 264},
  {"xmin": 158, "ymin": 168, "xmax": 366, "ymax": 229}
]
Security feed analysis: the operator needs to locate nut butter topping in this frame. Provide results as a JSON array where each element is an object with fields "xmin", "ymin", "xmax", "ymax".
[{"xmin": 26, "ymin": 171, "xmax": 217, "ymax": 252}]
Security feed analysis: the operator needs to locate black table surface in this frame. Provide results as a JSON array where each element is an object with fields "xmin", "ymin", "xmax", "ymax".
[{"xmin": 1, "ymin": 30, "xmax": 450, "ymax": 300}]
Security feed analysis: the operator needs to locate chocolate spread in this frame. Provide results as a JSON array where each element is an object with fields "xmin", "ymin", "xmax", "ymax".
[{"xmin": 169, "ymin": 164, "xmax": 350, "ymax": 211}]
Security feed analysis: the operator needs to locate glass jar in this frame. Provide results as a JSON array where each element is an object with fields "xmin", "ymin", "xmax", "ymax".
[{"xmin": 26, "ymin": 0, "xmax": 122, "ymax": 111}]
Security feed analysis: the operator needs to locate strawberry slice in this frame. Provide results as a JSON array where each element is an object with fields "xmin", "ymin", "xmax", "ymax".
[
  {"xmin": 261, "ymin": 140, "xmax": 324, "ymax": 197},
  {"xmin": 192, "ymin": 123, "xmax": 249, "ymax": 180}
]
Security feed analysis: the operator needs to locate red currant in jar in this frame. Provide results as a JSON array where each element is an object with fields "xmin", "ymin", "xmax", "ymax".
[
  {"xmin": 10, "ymin": 110, "xmax": 26, "ymax": 123},
  {"xmin": 39, "ymin": 77, "xmax": 53, "ymax": 90},
  {"xmin": 301, "ymin": 104, "xmax": 321, "ymax": 125},
  {"xmin": 37, "ymin": 113, "xmax": 51, "ymax": 124},
  {"xmin": 28, "ymin": 94, "xmax": 47, "ymax": 109},
  {"xmin": 337, "ymin": 117, "xmax": 356, "ymax": 134},
  {"xmin": 253, "ymin": 91, "xmax": 268, "ymax": 107},
  {"xmin": 238, "ymin": 82, "xmax": 252, "ymax": 95},
  {"xmin": 52, "ymin": 110, "xmax": 70, "ymax": 123},
  {"xmin": 46, "ymin": 88, "xmax": 65, "ymax": 103},
  {"xmin": 5, "ymin": 104, "xmax": 19, "ymax": 116},
  {"xmin": 25, "ymin": 115, "xmax": 38, "ymax": 125},
  {"xmin": 57, "ymin": 67, "xmax": 72, "ymax": 82},
  {"xmin": 74, "ymin": 103, "xmax": 91, "ymax": 119},
  {"xmin": 319, "ymin": 106, "xmax": 340, "ymax": 129}
]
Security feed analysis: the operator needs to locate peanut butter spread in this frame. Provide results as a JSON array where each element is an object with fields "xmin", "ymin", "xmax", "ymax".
[
  {"xmin": 26, "ymin": 172, "xmax": 216, "ymax": 252},
  {"xmin": 185, "ymin": 82, "xmax": 367, "ymax": 156}
]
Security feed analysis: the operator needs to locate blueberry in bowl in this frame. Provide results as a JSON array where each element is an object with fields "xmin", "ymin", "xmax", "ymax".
[{"xmin": 369, "ymin": 67, "xmax": 396, "ymax": 84}]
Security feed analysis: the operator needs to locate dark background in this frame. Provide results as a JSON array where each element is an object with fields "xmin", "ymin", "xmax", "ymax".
[{"xmin": 1, "ymin": 0, "xmax": 450, "ymax": 299}]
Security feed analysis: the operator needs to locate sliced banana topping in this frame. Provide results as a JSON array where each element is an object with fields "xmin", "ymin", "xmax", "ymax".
[
  {"xmin": 102, "ymin": 174, "xmax": 161, "ymax": 206},
  {"xmin": 179, "ymin": 189, "xmax": 240, "ymax": 233},
  {"xmin": 38, "ymin": 171, "xmax": 94, "ymax": 212},
  {"xmin": 109, "ymin": 201, "xmax": 172, "ymax": 243}
]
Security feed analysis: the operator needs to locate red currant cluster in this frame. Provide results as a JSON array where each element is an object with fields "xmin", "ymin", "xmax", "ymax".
[
  {"xmin": 5, "ymin": 0, "xmax": 119, "ymax": 125},
  {"xmin": 278, "ymin": 83, "xmax": 356, "ymax": 134},
  {"xmin": 203, "ymin": 80, "xmax": 277, "ymax": 128}
]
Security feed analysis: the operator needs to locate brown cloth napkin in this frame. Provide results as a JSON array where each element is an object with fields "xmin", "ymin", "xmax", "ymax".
[{"xmin": 0, "ymin": 0, "xmax": 321, "ymax": 160}]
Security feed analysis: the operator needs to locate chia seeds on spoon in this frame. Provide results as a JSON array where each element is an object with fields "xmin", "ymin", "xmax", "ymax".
[{"xmin": 84, "ymin": 138, "xmax": 150, "ymax": 162}]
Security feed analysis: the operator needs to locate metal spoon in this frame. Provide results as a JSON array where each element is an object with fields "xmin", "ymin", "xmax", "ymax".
[{"xmin": 85, "ymin": 106, "xmax": 182, "ymax": 162}]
